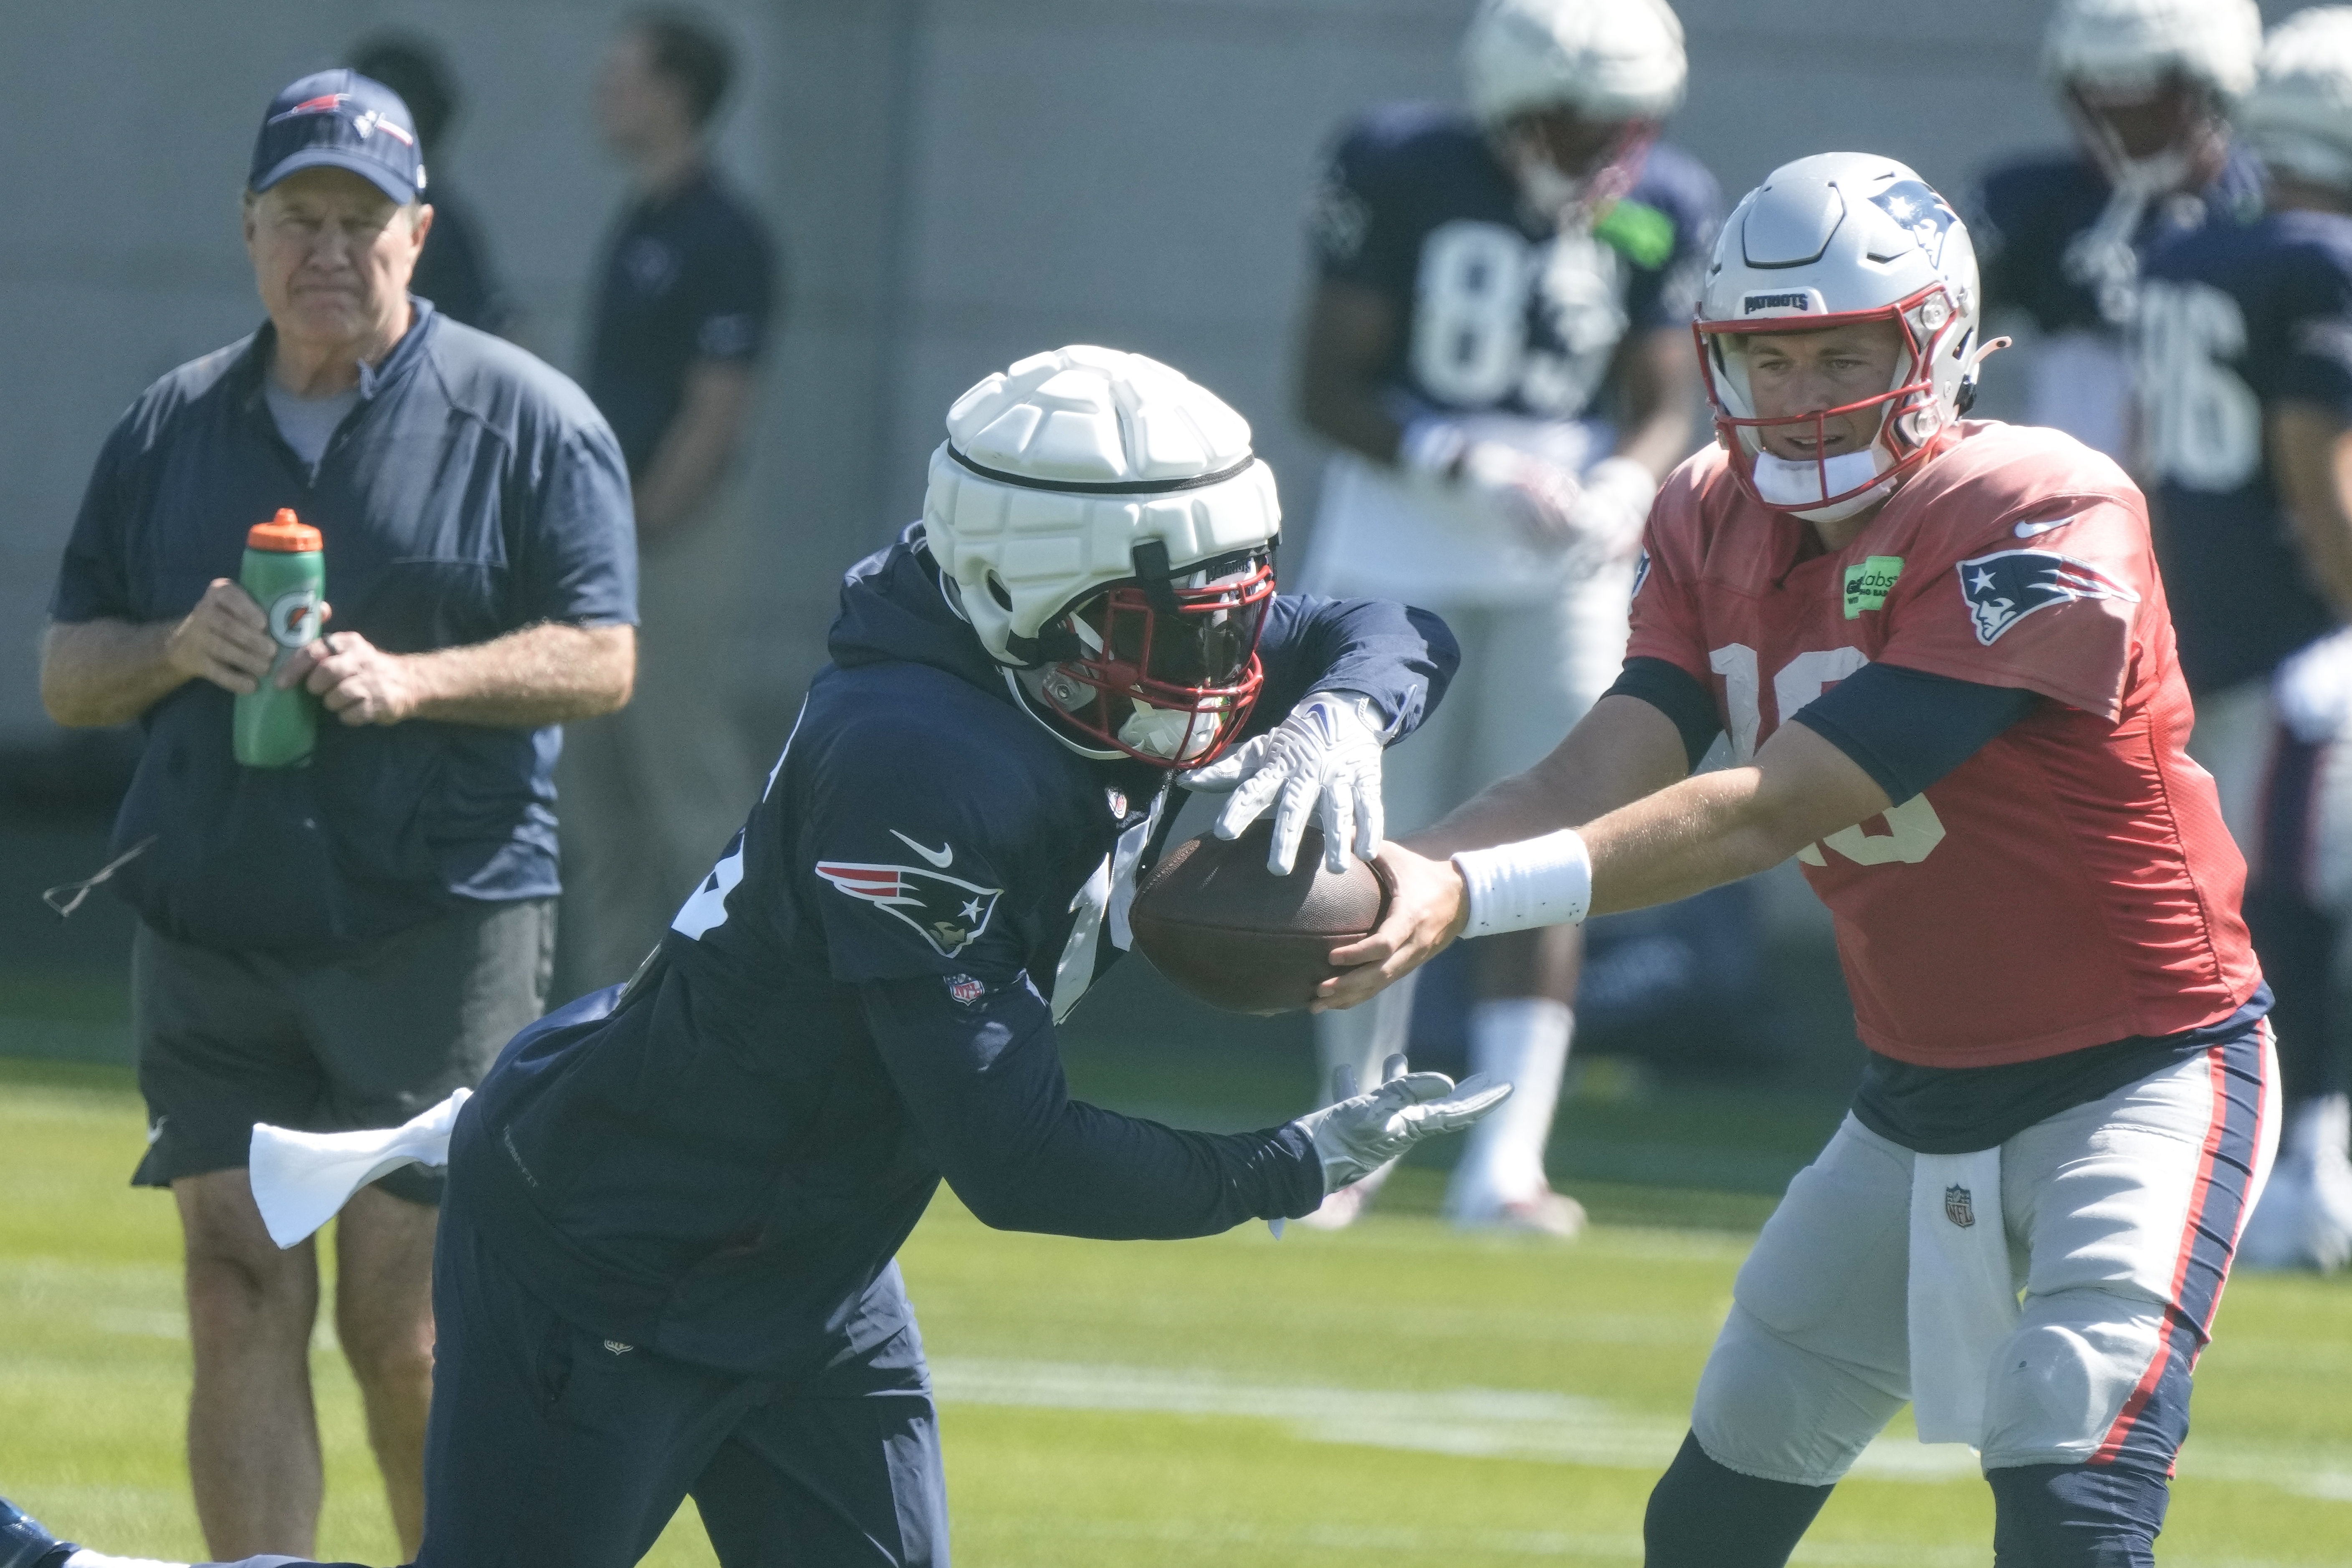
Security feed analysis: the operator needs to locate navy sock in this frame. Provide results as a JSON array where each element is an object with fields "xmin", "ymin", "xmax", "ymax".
[
  {"xmin": 1989, "ymin": 1462, "xmax": 2169, "ymax": 1567},
  {"xmin": 1642, "ymin": 1430, "xmax": 1834, "ymax": 1568}
]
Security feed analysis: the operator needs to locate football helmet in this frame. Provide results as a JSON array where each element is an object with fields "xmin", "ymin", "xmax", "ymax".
[
  {"xmin": 921, "ymin": 345, "xmax": 1282, "ymax": 769},
  {"xmin": 2043, "ymin": 0, "xmax": 2261, "ymax": 322},
  {"xmin": 1460, "ymin": 0, "xmax": 1686, "ymax": 216},
  {"xmin": 1693, "ymin": 153, "xmax": 1999, "ymax": 523},
  {"xmin": 2240, "ymin": 8, "xmax": 2352, "ymax": 193}
]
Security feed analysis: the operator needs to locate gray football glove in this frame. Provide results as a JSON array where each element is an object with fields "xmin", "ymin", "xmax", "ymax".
[{"xmin": 1291, "ymin": 1054, "xmax": 1513, "ymax": 1191}]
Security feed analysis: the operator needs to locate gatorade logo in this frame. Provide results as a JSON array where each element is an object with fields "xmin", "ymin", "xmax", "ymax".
[{"xmin": 267, "ymin": 590, "xmax": 321, "ymax": 648}]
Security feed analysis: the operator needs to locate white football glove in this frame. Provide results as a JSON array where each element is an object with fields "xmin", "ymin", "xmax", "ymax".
[
  {"xmin": 1292, "ymin": 1054, "xmax": 1514, "ymax": 1191},
  {"xmin": 1178, "ymin": 690, "xmax": 1386, "ymax": 875},
  {"xmin": 1420, "ymin": 426, "xmax": 1586, "ymax": 550},
  {"xmin": 1561, "ymin": 455, "xmax": 1657, "ymax": 575},
  {"xmin": 1403, "ymin": 421, "xmax": 1655, "ymax": 568}
]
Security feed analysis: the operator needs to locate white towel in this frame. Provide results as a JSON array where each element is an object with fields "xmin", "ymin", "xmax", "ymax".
[
  {"xmin": 248, "ymin": 1089, "xmax": 471, "ymax": 1249},
  {"xmin": 1906, "ymin": 1146, "xmax": 2018, "ymax": 1445}
]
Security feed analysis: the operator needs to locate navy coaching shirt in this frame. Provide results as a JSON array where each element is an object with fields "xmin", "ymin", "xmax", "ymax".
[
  {"xmin": 586, "ymin": 167, "xmax": 776, "ymax": 476},
  {"xmin": 51, "ymin": 301, "xmax": 637, "ymax": 951}
]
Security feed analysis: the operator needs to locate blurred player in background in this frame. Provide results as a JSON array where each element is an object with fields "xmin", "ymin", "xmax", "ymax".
[
  {"xmin": 1289, "ymin": 0, "xmax": 1717, "ymax": 1234},
  {"xmin": 1322, "ymin": 152, "xmax": 2277, "ymax": 1568},
  {"xmin": 0, "ymin": 347, "xmax": 1504, "ymax": 1568},
  {"xmin": 1970, "ymin": 0, "xmax": 2261, "ymax": 461},
  {"xmin": 559, "ymin": 7, "xmax": 779, "ymax": 999},
  {"xmin": 2134, "ymin": 8, "xmax": 2352, "ymax": 1272},
  {"xmin": 350, "ymin": 35, "xmax": 511, "ymax": 336}
]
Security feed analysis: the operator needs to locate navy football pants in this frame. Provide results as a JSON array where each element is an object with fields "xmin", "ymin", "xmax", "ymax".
[
  {"xmin": 208, "ymin": 1197, "xmax": 948, "ymax": 1568},
  {"xmin": 411, "ymin": 1201, "xmax": 946, "ymax": 1568}
]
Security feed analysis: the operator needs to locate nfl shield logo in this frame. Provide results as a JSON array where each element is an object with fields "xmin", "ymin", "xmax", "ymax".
[
  {"xmin": 946, "ymin": 974, "xmax": 985, "ymax": 1005},
  {"xmin": 1944, "ymin": 1184, "xmax": 1975, "ymax": 1229}
]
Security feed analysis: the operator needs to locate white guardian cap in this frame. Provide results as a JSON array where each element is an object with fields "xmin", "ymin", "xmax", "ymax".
[
  {"xmin": 921, "ymin": 345, "xmax": 1282, "ymax": 769},
  {"xmin": 2240, "ymin": 8, "xmax": 2352, "ymax": 192},
  {"xmin": 1694, "ymin": 153, "xmax": 1999, "ymax": 522}
]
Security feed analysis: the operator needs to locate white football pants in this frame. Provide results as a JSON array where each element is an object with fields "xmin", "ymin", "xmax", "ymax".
[{"xmin": 1692, "ymin": 1029, "xmax": 2278, "ymax": 1486}]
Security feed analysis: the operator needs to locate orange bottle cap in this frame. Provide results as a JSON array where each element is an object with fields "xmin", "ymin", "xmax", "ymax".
[{"xmin": 248, "ymin": 508, "xmax": 323, "ymax": 553}]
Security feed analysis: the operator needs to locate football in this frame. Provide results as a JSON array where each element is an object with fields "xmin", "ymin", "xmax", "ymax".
[{"xmin": 1128, "ymin": 819, "xmax": 1389, "ymax": 1014}]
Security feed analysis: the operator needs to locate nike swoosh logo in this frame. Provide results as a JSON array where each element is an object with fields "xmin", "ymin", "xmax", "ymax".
[
  {"xmin": 2013, "ymin": 518, "xmax": 2071, "ymax": 539},
  {"xmin": 889, "ymin": 830, "xmax": 954, "ymax": 869}
]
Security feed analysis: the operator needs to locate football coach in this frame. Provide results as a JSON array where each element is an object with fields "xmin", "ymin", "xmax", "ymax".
[{"xmin": 36, "ymin": 71, "xmax": 636, "ymax": 1563}]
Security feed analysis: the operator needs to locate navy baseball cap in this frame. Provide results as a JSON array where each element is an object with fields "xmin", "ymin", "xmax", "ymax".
[{"xmin": 249, "ymin": 69, "xmax": 427, "ymax": 204}]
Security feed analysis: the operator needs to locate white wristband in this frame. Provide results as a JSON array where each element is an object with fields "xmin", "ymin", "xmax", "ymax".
[
  {"xmin": 1399, "ymin": 417, "xmax": 1469, "ymax": 477},
  {"xmin": 1452, "ymin": 830, "xmax": 1593, "ymax": 936}
]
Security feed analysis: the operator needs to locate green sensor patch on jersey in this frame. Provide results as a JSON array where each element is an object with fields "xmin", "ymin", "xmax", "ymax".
[
  {"xmin": 1595, "ymin": 198, "xmax": 1676, "ymax": 270},
  {"xmin": 1844, "ymin": 555, "xmax": 1904, "ymax": 619}
]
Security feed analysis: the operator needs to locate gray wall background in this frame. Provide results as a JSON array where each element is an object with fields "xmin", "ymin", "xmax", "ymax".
[{"xmin": 0, "ymin": 0, "xmax": 2308, "ymax": 748}]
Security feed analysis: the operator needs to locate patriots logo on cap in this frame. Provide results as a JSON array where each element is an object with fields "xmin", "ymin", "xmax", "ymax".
[
  {"xmin": 1870, "ymin": 179, "xmax": 1960, "ymax": 266},
  {"xmin": 815, "ymin": 853, "xmax": 1002, "ymax": 958},
  {"xmin": 1956, "ymin": 548, "xmax": 2140, "ymax": 647},
  {"xmin": 281, "ymin": 93, "xmax": 346, "ymax": 118},
  {"xmin": 351, "ymin": 109, "xmax": 415, "ymax": 147}
]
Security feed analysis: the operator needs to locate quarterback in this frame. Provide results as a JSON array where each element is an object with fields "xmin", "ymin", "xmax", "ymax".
[
  {"xmin": 1321, "ymin": 157, "xmax": 2278, "ymax": 1567},
  {"xmin": 0, "ymin": 348, "xmax": 1506, "ymax": 1568},
  {"xmin": 1291, "ymin": 0, "xmax": 1719, "ymax": 1232}
]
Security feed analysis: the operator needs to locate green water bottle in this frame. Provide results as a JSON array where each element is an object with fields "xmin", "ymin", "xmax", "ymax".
[{"xmin": 232, "ymin": 509, "xmax": 326, "ymax": 768}]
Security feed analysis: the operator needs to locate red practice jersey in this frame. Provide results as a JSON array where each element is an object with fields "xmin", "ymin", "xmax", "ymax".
[{"xmin": 1628, "ymin": 422, "xmax": 2261, "ymax": 1067}]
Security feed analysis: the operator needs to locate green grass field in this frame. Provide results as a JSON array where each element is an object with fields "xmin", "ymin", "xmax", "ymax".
[{"xmin": 1, "ymin": 1043, "xmax": 2348, "ymax": 1567}]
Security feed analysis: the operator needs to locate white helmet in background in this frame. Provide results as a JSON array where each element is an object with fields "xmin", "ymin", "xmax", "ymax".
[
  {"xmin": 1460, "ymin": 0, "xmax": 1686, "ymax": 216},
  {"xmin": 1461, "ymin": 0, "xmax": 1687, "ymax": 126},
  {"xmin": 921, "ymin": 345, "xmax": 1282, "ymax": 769},
  {"xmin": 2043, "ymin": 0, "xmax": 2261, "ymax": 102},
  {"xmin": 2042, "ymin": 0, "xmax": 2260, "ymax": 325},
  {"xmin": 2240, "ymin": 8, "xmax": 2352, "ymax": 192},
  {"xmin": 1694, "ymin": 153, "xmax": 1996, "ymax": 524}
]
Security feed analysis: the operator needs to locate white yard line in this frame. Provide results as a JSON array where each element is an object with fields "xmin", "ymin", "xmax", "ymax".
[{"xmin": 929, "ymin": 1358, "xmax": 2352, "ymax": 1505}]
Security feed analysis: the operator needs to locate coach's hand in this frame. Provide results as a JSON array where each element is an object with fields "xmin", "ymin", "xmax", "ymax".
[
  {"xmin": 1313, "ymin": 842, "xmax": 1469, "ymax": 1012},
  {"xmin": 286, "ymin": 622, "xmax": 422, "ymax": 726},
  {"xmin": 1292, "ymin": 1054, "xmax": 1511, "ymax": 1190},
  {"xmin": 166, "ymin": 579, "xmax": 277, "ymax": 696},
  {"xmin": 1179, "ymin": 691, "xmax": 1386, "ymax": 875}
]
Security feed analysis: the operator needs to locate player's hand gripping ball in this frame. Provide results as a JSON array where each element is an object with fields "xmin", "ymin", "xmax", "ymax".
[{"xmin": 1129, "ymin": 818, "xmax": 1388, "ymax": 1014}]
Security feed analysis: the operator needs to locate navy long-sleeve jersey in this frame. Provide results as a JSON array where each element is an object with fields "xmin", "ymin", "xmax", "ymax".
[{"xmin": 453, "ymin": 525, "xmax": 1459, "ymax": 1377}]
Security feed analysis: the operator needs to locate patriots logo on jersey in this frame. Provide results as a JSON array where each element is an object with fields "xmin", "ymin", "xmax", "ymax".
[
  {"xmin": 1956, "ymin": 549, "xmax": 2140, "ymax": 647},
  {"xmin": 1871, "ymin": 180, "xmax": 1960, "ymax": 267},
  {"xmin": 1631, "ymin": 550, "xmax": 1652, "ymax": 599},
  {"xmin": 815, "ymin": 856, "xmax": 1003, "ymax": 958}
]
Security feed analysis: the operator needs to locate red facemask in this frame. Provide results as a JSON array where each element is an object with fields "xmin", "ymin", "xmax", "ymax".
[
  {"xmin": 1028, "ymin": 551, "xmax": 1275, "ymax": 769},
  {"xmin": 1692, "ymin": 284, "xmax": 1968, "ymax": 517}
]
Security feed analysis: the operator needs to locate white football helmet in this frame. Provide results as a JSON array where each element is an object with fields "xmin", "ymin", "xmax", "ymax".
[
  {"xmin": 1461, "ymin": 0, "xmax": 1687, "ymax": 126},
  {"xmin": 1460, "ymin": 0, "xmax": 1686, "ymax": 216},
  {"xmin": 2043, "ymin": 0, "xmax": 2261, "ymax": 101},
  {"xmin": 921, "ymin": 345, "xmax": 1283, "ymax": 769},
  {"xmin": 1694, "ymin": 154, "xmax": 1998, "ymax": 524},
  {"xmin": 2241, "ymin": 8, "xmax": 2352, "ymax": 192}
]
